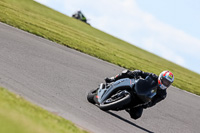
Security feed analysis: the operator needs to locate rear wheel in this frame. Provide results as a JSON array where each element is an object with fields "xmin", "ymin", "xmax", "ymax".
[
  {"xmin": 87, "ymin": 89, "xmax": 98, "ymax": 104},
  {"xmin": 99, "ymin": 90, "xmax": 131, "ymax": 111}
]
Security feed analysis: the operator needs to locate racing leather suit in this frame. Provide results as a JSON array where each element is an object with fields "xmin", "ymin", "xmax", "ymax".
[{"xmin": 105, "ymin": 70, "xmax": 167, "ymax": 119}]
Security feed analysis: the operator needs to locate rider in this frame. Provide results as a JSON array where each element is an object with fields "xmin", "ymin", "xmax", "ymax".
[
  {"xmin": 105, "ymin": 69, "xmax": 174, "ymax": 120},
  {"xmin": 72, "ymin": 10, "xmax": 87, "ymax": 23}
]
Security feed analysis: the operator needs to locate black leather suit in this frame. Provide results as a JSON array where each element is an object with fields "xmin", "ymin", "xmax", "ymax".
[{"xmin": 106, "ymin": 70, "xmax": 167, "ymax": 119}]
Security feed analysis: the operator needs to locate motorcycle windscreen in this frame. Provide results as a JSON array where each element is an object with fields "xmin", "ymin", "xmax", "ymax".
[{"xmin": 134, "ymin": 76, "xmax": 157, "ymax": 103}]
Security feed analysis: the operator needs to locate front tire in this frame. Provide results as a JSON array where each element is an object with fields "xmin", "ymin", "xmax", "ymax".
[{"xmin": 87, "ymin": 89, "xmax": 98, "ymax": 104}]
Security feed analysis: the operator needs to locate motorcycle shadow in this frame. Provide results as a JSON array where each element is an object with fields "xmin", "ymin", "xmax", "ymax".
[{"xmin": 105, "ymin": 111, "xmax": 154, "ymax": 133}]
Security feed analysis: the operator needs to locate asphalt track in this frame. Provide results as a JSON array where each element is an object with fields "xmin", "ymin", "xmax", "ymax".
[{"xmin": 0, "ymin": 22, "xmax": 200, "ymax": 133}]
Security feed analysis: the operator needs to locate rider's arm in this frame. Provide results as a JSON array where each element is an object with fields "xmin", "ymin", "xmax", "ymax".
[
  {"xmin": 114, "ymin": 69, "xmax": 132, "ymax": 80},
  {"xmin": 105, "ymin": 69, "xmax": 133, "ymax": 83},
  {"xmin": 105, "ymin": 69, "xmax": 157, "ymax": 83},
  {"xmin": 131, "ymin": 70, "xmax": 158, "ymax": 79}
]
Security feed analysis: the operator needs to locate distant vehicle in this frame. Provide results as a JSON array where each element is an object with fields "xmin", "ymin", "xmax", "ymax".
[{"xmin": 72, "ymin": 11, "xmax": 90, "ymax": 25}]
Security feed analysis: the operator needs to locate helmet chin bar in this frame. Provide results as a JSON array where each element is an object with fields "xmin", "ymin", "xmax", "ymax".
[{"xmin": 159, "ymin": 84, "xmax": 167, "ymax": 90}]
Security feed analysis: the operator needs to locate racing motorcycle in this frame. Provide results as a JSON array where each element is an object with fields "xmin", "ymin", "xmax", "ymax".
[{"xmin": 87, "ymin": 76, "xmax": 157, "ymax": 111}]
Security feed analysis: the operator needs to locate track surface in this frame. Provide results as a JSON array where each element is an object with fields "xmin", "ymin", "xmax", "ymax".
[{"xmin": 0, "ymin": 22, "xmax": 200, "ymax": 133}]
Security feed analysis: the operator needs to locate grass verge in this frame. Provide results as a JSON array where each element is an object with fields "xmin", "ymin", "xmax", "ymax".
[
  {"xmin": 0, "ymin": 0, "xmax": 199, "ymax": 96},
  {"xmin": 0, "ymin": 87, "xmax": 88, "ymax": 133}
]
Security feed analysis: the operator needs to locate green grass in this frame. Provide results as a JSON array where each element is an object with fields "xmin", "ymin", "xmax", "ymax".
[
  {"xmin": 0, "ymin": 0, "xmax": 200, "ymax": 96},
  {"xmin": 0, "ymin": 87, "xmax": 88, "ymax": 133}
]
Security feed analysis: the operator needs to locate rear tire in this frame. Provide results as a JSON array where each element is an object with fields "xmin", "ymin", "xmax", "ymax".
[{"xmin": 87, "ymin": 89, "xmax": 98, "ymax": 104}]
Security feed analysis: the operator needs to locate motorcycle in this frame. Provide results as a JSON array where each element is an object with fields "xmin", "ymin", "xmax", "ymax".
[
  {"xmin": 87, "ymin": 76, "xmax": 157, "ymax": 111},
  {"xmin": 72, "ymin": 12, "xmax": 90, "ymax": 25}
]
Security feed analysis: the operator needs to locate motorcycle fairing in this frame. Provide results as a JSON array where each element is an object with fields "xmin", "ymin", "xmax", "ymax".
[{"xmin": 97, "ymin": 78, "xmax": 133, "ymax": 104}]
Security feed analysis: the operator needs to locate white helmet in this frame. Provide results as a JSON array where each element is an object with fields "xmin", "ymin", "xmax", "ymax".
[{"xmin": 158, "ymin": 71, "xmax": 174, "ymax": 90}]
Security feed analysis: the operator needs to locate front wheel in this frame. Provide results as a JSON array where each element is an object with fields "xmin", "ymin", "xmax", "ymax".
[
  {"xmin": 87, "ymin": 89, "xmax": 98, "ymax": 104},
  {"xmin": 99, "ymin": 90, "xmax": 131, "ymax": 111}
]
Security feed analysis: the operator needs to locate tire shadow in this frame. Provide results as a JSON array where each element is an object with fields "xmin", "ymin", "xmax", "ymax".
[{"xmin": 105, "ymin": 111, "xmax": 154, "ymax": 133}]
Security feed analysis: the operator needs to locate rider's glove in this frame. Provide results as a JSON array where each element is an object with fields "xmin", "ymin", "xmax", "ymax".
[
  {"xmin": 132, "ymin": 70, "xmax": 142, "ymax": 78},
  {"xmin": 149, "ymin": 73, "xmax": 158, "ymax": 80},
  {"xmin": 105, "ymin": 77, "xmax": 115, "ymax": 83}
]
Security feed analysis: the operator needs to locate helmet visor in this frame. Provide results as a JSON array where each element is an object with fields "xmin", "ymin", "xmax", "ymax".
[{"xmin": 161, "ymin": 77, "xmax": 172, "ymax": 87}]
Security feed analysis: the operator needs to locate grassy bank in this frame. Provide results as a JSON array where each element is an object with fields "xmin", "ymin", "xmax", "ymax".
[
  {"xmin": 0, "ymin": 87, "xmax": 88, "ymax": 133},
  {"xmin": 0, "ymin": 0, "xmax": 199, "ymax": 96}
]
